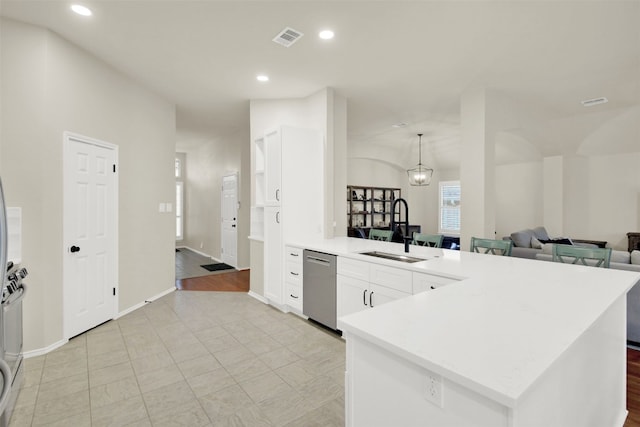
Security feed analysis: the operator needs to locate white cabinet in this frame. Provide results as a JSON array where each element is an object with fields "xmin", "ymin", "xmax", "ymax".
[
  {"xmin": 336, "ymin": 257, "xmax": 460, "ymax": 324},
  {"xmin": 285, "ymin": 246, "xmax": 303, "ymax": 312},
  {"xmin": 264, "ymin": 130, "xmax": 282, "ymax": 206},
  {"xmin": 252, "ymin": 126, "xmax": 324, "ymax": 308},
  {"xmin": 337, "ymin": 275, "xmax": 369, "ymax": 319},
  {"xmin": 413, "ymin": 272, "xmax": 458, "ymax": 293},
  {"xmin": 264, "ymin": 207, "xmax": 282, "ymax": 303},
  {"xmin": 370, "ymin": 263, "xmax": 412, "ymax": 294},
  {"xmin": 337, "ymin": 257, "xmax": 411, "ymax": 321}
]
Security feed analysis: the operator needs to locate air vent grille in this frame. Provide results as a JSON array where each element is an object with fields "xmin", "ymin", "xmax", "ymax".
[
  {"xmin": 581, "ymin": 97, "xmax": 608, "ymax": 107},
  {"xmin": 273, "ymin": 27, "xmax": 304, "ymax": 47}
]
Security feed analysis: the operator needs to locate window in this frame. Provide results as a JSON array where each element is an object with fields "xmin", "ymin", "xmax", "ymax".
[
  {"xmin": 439, "ymin": 181, "xmax": 460, "ymax": 235},
  {"xmin": 175, "ymin": 158, "xmax": 181, "ymax": 178}
]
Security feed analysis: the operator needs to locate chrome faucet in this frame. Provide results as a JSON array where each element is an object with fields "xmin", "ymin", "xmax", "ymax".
[{"xmin": 390, "ymin": 198, "xmax": 410, "ymax": 253}]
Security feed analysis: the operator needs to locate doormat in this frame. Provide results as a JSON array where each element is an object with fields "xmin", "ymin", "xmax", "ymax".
[{"xmin": 200, "ymin": 263, "xmax": 235, "ymax": 272}]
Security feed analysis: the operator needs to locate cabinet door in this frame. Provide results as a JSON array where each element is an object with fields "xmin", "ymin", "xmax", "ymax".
[
  {"xmin": 264, "ymin": 130, "xmax": 281, "ymax": 206},
  {"xmin": 337, "ymin": 274, "xmax": 368, "ymax": 321},
  {"xmin": 264, "ymin": 207, "xmax": 283, "ymax": 304},
  {"xmin": 368, "ymin": 283, "xmax": 410, "ymax": 309},
  {"xmin": 412, "ymin": 272, "xmax": 458, "ymax": 294}
]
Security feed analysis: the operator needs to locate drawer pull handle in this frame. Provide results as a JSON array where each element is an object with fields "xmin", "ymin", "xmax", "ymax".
[
  {"xmin": 290, "ymin": 253, "xmax": 299, "ymax": 257},
  {"xmin": 290, "ymin": 272, "xmax": 299, "ymax": 276},
  {"xmin": 290, "ymin": 294, "xmax": 298, "ymax": 299},
  {"xmin": 369, "ymin": 291, "xmax": 374, "ymax": 308},
  {"xmin": 430, "ymin": 286, "xmax": 435, "ymax": 290},
  {"xmin": 363, "ymin": 289, "xmax": 368, "ymax": 306}
]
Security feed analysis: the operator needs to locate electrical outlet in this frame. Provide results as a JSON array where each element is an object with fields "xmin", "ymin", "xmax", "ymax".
[{"xmin": 424, "ymin": 372, "xmax": 444, "ymax": 408}]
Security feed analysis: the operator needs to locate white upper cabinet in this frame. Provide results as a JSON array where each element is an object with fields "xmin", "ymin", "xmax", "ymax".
[{"xmin": 264, "ymin": 130, "xmax": 282, "ymax": 206}]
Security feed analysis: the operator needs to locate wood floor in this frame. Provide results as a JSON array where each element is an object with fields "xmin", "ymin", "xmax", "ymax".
[
  {"xmin": 174, "ymin": 270, "xmax": 640, "ymax": 425},
  {"xmin": 627, "ymin": 348, "xmax": 640, "ymax": 426},
  {"xmin": 175, "ymin": 269, "xmax": 250, "ymax": 292}
]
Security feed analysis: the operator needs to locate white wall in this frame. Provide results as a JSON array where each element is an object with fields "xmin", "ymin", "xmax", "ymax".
[
  {"xmin": 495, "ymin": 162, "xmax": 543, "ymax": 240},
  {"xmin": 1, "ymin": 18, "xmax": 176, "ymax": 352},
  {"xmin": 566, "ymin": 153, "xmax": 640, "ymax": 249},
  {"xmin": 492, "ymin": 153, "xmax": 640, "ymax": 251},
  {"xmin": 176, "ymin": 127, "xmax": 251, "ymax": 269}
]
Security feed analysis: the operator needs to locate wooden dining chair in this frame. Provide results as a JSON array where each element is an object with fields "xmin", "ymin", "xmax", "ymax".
[
  {"xmin": 552, "ymin": 244, "xmax": 612, "ymax": 268},
  {"xmin": 470, "ymin": 237, "xmax": 513, "ymax": 256},
  {"xmin": 368, "ymin": 229, "xmax": 393, "ymax": 241},
  {"xmin": 412, "ymin": 233, "xmax": 444, "ymax": 248}
]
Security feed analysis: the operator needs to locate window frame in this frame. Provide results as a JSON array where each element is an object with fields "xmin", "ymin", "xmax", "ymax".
[{"xmin": 438, "ymin": 180, "xmax": 461, "ymax": 235}]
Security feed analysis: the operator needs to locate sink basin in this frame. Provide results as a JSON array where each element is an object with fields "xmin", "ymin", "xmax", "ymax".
[{"xmin": 359, "ymin": 251, "xmax": 427, "ymax": 263}]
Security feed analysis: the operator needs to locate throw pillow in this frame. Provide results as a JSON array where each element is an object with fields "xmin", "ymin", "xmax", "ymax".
[
  {"xmin": 511, "ymin": 229, "xmax": 534, "ymax": 248},
  {"xmin": 539, "ymin": 238, "xmax": 573, "ymax": 246},
  {"xmin": 632, "ymin": 250, "xmax": 640, "ymax": 265},
  {"xmin": 611, "ymin": 250, "xmax": 630, "ymax": 264},
  {"xmin": 531, "ymin": 236, "xmax": 543, "ymax": 249},
  {"xmin": 532, "ymin": 226, "xmax": 550, "ymax": 241}
]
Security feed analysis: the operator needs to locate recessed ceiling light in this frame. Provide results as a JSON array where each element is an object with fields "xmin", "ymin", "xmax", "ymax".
[
  {"xmin": 581, "ymin": 97, "xmax": 608, "ymax": 107},
  {"xmin": 319, "ymin": 30, "xmax": 335, "ymax": 40},
  {"xmin": 392, "ymin": 123, "xmax": 407, "ymax": 128},
  {"xmin": 71, "ymin": 4, "xmax": 92, "ymax": 16},
  {"xmin": 256, "ymin": 75, "xmax": 269, "ymax": 82}
]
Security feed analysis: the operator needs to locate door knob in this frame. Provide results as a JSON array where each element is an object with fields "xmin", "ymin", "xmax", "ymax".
[{"xmin": 70, "ymin": 245, "xmax": 81, "ymax": 253}]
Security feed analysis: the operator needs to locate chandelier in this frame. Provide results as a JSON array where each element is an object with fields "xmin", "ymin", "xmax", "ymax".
[{"xmin": 407, "ymin": 133, "xmax": 433, "ymax": 186}]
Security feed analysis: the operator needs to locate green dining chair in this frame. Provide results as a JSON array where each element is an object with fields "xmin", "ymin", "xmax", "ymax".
[
  {"xmin": 552, "ymin": 244, "xmax": 611, "ymax": 268},
  {"xmin": 369, "ymin": 229, "xmax": 393, "ymax": 241},
  {"xmin": 470, "ymin": 237, "xmax": 513, "ymax": 256},
  {"xmin": 412, "ymin": 233, "xmax": 444, "ymax": 248}
]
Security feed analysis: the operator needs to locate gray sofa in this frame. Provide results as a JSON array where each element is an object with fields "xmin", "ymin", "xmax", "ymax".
[{"xmin": 504, "ymin": 226, "xmax": 591, "ymax": 259}]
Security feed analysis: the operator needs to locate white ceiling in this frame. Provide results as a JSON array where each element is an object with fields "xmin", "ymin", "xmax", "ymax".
[{"xmin": 2, "ymin": 1, "xmax": 639, "ymax": 168}]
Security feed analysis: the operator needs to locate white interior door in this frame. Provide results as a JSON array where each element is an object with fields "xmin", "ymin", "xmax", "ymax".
[
  {"xmin": 63, "ymin": 132, "xmax": 118, "ymax": 339},
  {"xmin": 221, "ymin": 173, "xmax": 238, "ymax": 267}
]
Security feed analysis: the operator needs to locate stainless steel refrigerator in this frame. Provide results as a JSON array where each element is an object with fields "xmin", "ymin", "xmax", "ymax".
[{"xmin": 0, "ymin": 178, "xmax": 27, "ymax": 426}]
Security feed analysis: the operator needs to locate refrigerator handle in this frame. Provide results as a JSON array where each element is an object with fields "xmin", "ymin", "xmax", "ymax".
[{"xmin": 0, "ymin": 358, "xmax": 12, "ymax": 415}]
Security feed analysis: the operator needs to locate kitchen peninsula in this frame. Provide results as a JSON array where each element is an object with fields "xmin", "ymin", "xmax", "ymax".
[{"xmin": 287, "ymin": 237, "xmax": 640, "ymax": 427}]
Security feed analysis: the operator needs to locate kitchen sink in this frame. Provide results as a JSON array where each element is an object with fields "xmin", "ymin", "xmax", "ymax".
[{"xmin": 359, "ymin": 251, "xmax": 427, "ymax": 263}]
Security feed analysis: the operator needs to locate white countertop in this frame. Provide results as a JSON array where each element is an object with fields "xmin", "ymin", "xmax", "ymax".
[{"xmin": 288, "ymin": 237, "xmax": 640, "ymax": 407}]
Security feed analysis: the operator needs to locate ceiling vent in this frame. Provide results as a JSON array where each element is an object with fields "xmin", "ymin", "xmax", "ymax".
[
  {"xmin": 581, "ymin": 97, "xmax": 608, "ymax": 107},
  {"xmin": 273, "ymin": 27, "xmax": 304, "ymax": 47}
]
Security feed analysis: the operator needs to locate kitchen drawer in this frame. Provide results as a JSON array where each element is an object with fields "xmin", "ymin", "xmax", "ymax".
[
  {"xmin": 285, "ymin": 261, "xmax": 302, "ymax": 286},
  {"xmin": 337, "ymin": 257, "xmax": 370, "ymax": 281},
  {"xmin": 369, "ymin": 263, "xmax": 412, "ymax": 294},
  {"xmin": 285, "ymin": 246, "xmax": 303, "ymax": 263},
  {"xmin": 286, "ymin": 283, "xmax": 302, "ymax": 311},
  {"xmin": 413, "ymin": 272, "xmax": 458, "ymax": 294}
]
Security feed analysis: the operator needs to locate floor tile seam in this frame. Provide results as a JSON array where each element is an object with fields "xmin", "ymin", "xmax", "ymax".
[
  {"xmin": 124, "ymin": 361, "xmax": 157, "ymax": 425},
  {"xmin": 34, "ymin": 343, "xmax": 90, "ymax": 413}
]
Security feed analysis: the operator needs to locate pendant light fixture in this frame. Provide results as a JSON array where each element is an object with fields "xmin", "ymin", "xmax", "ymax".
[{"xmin": 407, "ymin": 133, "xmax": 433, "ymax": 186}]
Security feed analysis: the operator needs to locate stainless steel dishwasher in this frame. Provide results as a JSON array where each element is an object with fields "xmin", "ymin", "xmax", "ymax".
[{"xmin": 303, "ymin": 250, "xmax": 337, "ymax": 330}]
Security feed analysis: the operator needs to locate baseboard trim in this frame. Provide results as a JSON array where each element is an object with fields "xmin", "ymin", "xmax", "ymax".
[
  {"xmin": 116, "ymin": 286, "xmax": 176, "ymax": 319},
  {"xmin": 24, "ymin": 339, "xmax": 68, "ymax": 359},
  {"xmin": 177, "ymin": 246, "xmax": 220, "ymax": 261},
  {"xmin": 25, "ymin": 287, "xmax": 176, "ymax": 358},
  {"xmin": 248, "ymin": 290, "xmax": 268, "ymax": 304}
]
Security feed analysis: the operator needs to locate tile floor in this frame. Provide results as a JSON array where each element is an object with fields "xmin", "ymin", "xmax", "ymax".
[
  {"xmin": 9, "ymin": 291, "xmax": 345, "ymax": 426},
  {"xmin": 175, "ymin": 248, "xmax": 226, "ymax": 280}
]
